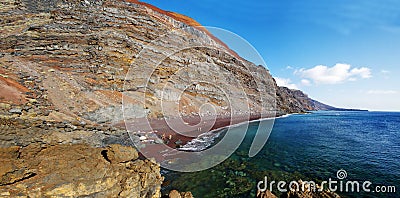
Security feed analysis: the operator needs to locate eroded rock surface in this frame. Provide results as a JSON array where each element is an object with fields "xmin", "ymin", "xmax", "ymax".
[
  {"xmin": 0, "ymin": 0, "xmax": 277, "ymax": 126},
  {"xmin": 167, "ymin": 189, "xmax": 194, "ymax": 198},
  {"xmin": 0, "ymin": 143, "xmax": 163, "ymax": 197}
]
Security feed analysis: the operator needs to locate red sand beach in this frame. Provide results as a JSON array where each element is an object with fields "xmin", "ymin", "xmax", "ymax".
[
  {"xmin": 114, "ymin": 112, "xmax": 276, "ymax": 162},
  {"xmin": 118, "ymin": 114, "xmax": 269, "ymax": 146}
]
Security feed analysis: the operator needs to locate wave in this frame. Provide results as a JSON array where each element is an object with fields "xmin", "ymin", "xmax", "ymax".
[
  {"xmin": 178, "ymin": 129, "xmax": 225, "ymax": 152},
  {"xmin": 178, "ymin": 113, "xmax": 294, "ymax": 152}
]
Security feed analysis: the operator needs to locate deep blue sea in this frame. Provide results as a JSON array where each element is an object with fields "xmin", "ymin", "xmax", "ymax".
[{"xmin": 164, "ymin": 111, "xmax": 400, "ymax": 197}]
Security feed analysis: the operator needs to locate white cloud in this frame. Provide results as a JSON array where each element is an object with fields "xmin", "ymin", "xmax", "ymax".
[
  {"xmin": 367, "ymin": 90, "xmax": 398, "ymax": 95},
  {"xmin": 275, "ymin": 77, "xmax": 298, "ymax": 90},
  {"xmin": 296, "ymin": 63, "xmax": 372, "ymax": 84},
  {"xmin": 301, "ymin": 79, "xmax": 311, "ymax": 86}
]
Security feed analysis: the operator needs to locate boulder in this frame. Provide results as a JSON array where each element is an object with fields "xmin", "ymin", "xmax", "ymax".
[
  {"xmin": 106, "ymin": 144, "xmax": 139, "ymax": 163},
  {"xmin": 0, "ymin": 144, "xmax": 162, "ymax": 198},
  {"xmin": 169, "ymin": 190, "xmax": 182, "ymax": 198},
  {"xmin": 168, "ymin": 190, "xmax": 194, "ymax": 198},
  {"xmin": 257, "ymin": 190, "xmax": 277, "ymax": 198}
]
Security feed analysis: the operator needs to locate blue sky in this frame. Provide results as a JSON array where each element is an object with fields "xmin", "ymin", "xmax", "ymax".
[{"xmin": 141, "ymin": 0, "xmax": 400, "ymax": 111}]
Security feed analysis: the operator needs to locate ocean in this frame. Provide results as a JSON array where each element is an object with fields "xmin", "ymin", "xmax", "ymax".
[{"xmin": 162, "ymin": 111, "xmax": 400, "ymax": 197}]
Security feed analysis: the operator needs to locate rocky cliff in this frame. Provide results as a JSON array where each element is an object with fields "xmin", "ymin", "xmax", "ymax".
[
  {"xmin": 276, "ymin": 86, "xmax": 365, "ymax": 114},
  {"xmin": 276, "ymin": 86, "xmax": 336, "ymax": 114},
  {"xmin": 0, "ymin": 0, "xmax": 340, "ymax": 197},
  {"xmin": 0, "ymin": 0, "xmax": 333, "ymax": 123},
  {"xmin": 0, "ymin": 0, "xmax": 277, "ymax": 126}
]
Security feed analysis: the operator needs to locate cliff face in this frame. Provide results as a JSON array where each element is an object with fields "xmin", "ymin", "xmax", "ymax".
[
  {"xmin": 276, "ymin": 86, "xmax": 362, "ymax": 114},
  {"xmin": 0, "ymin": 0, "xmax": 277, "ymax": 127},
  {"xmin": 0, "ymin": 0, "xmax": 341, "ymax": 123},
  {"xmin": 276, "ymin": 86, "xmax": 336, "ymax": 114},
  {"xmin": 0, "ymin": 0, "xmax": 330, "ymax": 124}
]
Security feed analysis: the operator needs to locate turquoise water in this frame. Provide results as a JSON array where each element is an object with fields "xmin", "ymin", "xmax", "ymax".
[{"xmin": 163, "ymin": 111, "xmax": 400, "ymax": 197}]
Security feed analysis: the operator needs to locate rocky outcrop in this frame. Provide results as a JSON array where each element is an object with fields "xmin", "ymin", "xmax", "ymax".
[
  {"xmin": 276, "ymin": 87, "xmax": 335, "ymax": 114},
  {"xmin": 275, "ymin": 86, "xmax": 363, "ymax": 114},
  {"xmin": 0, "ymin": 143, "xmax": 163, "ymax": 197},
  {"xmin": 0, "ymin": 116, "xmax": 134, "ymax": 148},
  {"xmin": 257, "ymin": 190, "xmax": 277, "ymax": 198},
  {"xmin": 167, "ymin": 189, "xmax": 194, "ymax": 198}
]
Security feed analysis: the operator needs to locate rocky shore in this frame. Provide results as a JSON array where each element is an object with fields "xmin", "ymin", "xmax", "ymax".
[
  {"xmin": 0, "ymin": 143, "xmax": 163, "ymax": 197},
  {"xmin": 1, "ymin": 0, "xmax": 343, "ymax": 197}
]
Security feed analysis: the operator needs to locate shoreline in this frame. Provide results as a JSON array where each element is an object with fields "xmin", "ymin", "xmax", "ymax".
[
  {"xmin": 115, "ymin": 112, "xmax": 297, "ymax": 151},
  {"xmin": 116, "ymin": 114, "xmax": 264, "ymax": 149},
  {"xmin": 178, "ymin": 113, "xmax": 298, "ymax": 151}
]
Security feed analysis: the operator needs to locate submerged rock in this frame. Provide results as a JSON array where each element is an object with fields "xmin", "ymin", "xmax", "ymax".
[
  {"xmin": 169, "ymin": 190, "xmax": 182, "ymax": 198},
  {"xmin": 168, "ymin": 189, "xmax": 194, "ymax": 198},
  {"xmin": 257, "ymin": 190, "xmax": 277, "ymax": 198}
]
